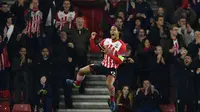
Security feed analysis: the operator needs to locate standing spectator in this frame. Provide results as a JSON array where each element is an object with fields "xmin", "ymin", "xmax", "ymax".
[
  {"xmin": 3, "ymin": 15, "xmax": 20, "ymax": 62},
  {"xmin": 135, "ymin": 80, "xmax": 160, "ymax": 112},
  {"xmin": 10, "ymin": 0, "xmax": 29, "ymax": 32},
  {"xmin": 116, "ymin": 86, "xmax": 133, "ymax": 112},
  {"xmin": 52, "ymin": 31, "xmax": 74, "ymax": 110},
  {"xmin": 0, "ymin": 35, "xmax": 10, "ymax": 90},
  {"xmin": 24, "ymin": 0, "xmax": 43, "ymax": 38},
  {"xmin": 55, "ymin": 0, "xmax": 76, "ymax": 32},
  {"xmin": 137, "ymin": 38, "xmax": 154, "ymax": 83},
  {"xmin": 171, "ymin": 51, "xmax": 196, "ymax": 112},
  {"xmin": 149, "ymin": 46, "xmax": 170, "ymax": 104},
  {"xmin": 34, "ymin": 76, "xmax": 52, "ymax": 112},
  {"xmin": 148, "ymin": 16, "xmax": 169, "ymax": 47},
  {"xmin": 11, "ymin": 47, "xmax": 32, "ymax": 104},
  {"xmin": 135, "ymin": 0, "xmax": 153, "ymax": 18},
  {"xmin": 188, "ymin": 31, "xmax": 200, "ymax": 58},
  {"xmin": 0, "ymin": 2, "xmax": 10, "ymax": 33},
  {"xmin": 177, "ymin": 17, "xmax": 195, "ymax": 46},
  {"xmin": 133, "ymin": 28, "xmax": 147, "ymax": 51},
  {"xmin": 39, "ymin": 0, "xmax": 56, "ymax": 44},
  {"xmin": 70, "ymin": 17, "xmax": 90, "ymax": 94}
]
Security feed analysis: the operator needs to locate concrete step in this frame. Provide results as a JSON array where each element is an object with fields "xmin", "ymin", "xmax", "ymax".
[
  {"xmin": 60, "ymin": 95, "xmax": 109, "ymax": 102},
  {"xmin": 58, "ymin": 109, "xmax": 110, "ymax": 112},
  {"xmin": 59, "ymin": 102, "xmax": 109, "ymax": 109},
  {"xmin": 85, "ymin": 81, "xmax": 106, "ymax": 87},
  {"xmin": 86, "ymin": 75, "xmax": 106, "ymax": 81},
  {"xmin": 60, "ymin": 88, "xmax": 109, "ymax": 95}
]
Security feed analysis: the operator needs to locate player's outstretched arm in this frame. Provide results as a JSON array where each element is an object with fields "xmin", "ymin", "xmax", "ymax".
[{"xmin": 90, "ymin": 32, "xmax": 104, "ymax": 53}]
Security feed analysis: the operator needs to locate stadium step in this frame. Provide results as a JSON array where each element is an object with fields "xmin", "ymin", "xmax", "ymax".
[
  {"xmin": 86, "ymin": 75, "xmax": 106, "ymax": 81},
  {"xmin": 58, "ymin": 109, "xmax": 110, "ymax": 112},
  {"xmin": 59, "ymin": 102, "xmax": 109, "ymax": 109},
  {"xmin": 60, "ymin": 95, "xmax": 109, "ymax": 102},
  {"xmin": 60, "ymin": 88, "xmax": 109, "ymax": 95},
  {"xmin": 85, "ymin": 81, "xmax": 106, "ymax": 87}
]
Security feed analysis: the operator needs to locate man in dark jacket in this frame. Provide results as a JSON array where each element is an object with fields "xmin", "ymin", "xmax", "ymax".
[
  {"xmin": 188, "ymin": 31, "xmax": 200, "ymax": 59},
  {"xmin": 70, "ymin": 17, "xmax": 90, "ymax": 94},
  {"xmin": 52, "ymin": 31, "xmax": 74, "ymax": 110},
  {"xmin": 172, "ymin": 51, "xmax": 196, "ymax": 112},
  {"xmin": 0, "ymin": 2, "xmax": 10, "ymax": 33}
]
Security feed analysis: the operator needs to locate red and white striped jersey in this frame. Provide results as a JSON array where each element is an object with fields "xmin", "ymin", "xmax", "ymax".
[
  {"xmin": 99, "ymin": 38, "xmax": 126, "ymax": 69},
  {"xmin": 55, "ymin": 10, "xmax": 76, "ymax": 31},
  {"xmin": 25, "ymin": 10, "xmax": 42, "ymax": 37}
]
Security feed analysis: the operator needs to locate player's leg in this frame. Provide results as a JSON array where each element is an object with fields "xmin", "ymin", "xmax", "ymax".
[
  {"xmin": 106, "ymin": 75, "xmax": 116, "ymax": 111},
  {"xmin": 66, "ymin": 65, "xmax": 91, "ymax": 88}
]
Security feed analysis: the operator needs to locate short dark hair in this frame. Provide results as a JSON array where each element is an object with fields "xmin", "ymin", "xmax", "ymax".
[
  {"xmin": 155, "ymin": 15, "xmax": 164, "ymax": 22},
  {"xmin": 169, "ymin": 24, "xmax": 177, "ymax": 30},
  {"xmin": 115, "ymin": 16, "xmax": 123, "ymax": 21}
]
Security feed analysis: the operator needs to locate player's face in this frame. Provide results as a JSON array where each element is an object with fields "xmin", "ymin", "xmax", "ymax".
[
  {"xmin": 63, "ymin": 0, "xmax": 71, "ymax": 11},
  {"xmin": 41, "ymin": 48, "xmax": 49, "ymax": 58},
  {"xmin": 110, "ymin": 26, "xmax": 119, "ymax": 40}
]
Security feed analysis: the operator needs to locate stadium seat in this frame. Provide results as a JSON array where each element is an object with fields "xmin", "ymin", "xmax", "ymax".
[
  {"xmin": 160, "ymin": 104, "xmax": 175, "ymax": 112},
  {"xmin": 12, "ymin": 104, "xmax": 31, "ymax": 112},
  {"xmin": 0, "ymin": 102, "xmax": 10, "ymax": 112},
  {"xmin": 0, "ymin": 90, "xmax": 10, "ymax": 101}
]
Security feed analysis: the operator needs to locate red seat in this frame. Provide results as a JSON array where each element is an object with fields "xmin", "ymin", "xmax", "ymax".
[
  {"xmin": 160, "ymin": 104, "xmax": 175, "ymax": 112},
  {"xmin": 0, "ymin": 90, "xmax": 10, "ymax": 101},
  {"xmin": 0, "ymin": 102, "xmax": 10, "ymax": 112},
  {"xmin": 12, "ymin": 104, "xmax": 31, "ymax": 112}
]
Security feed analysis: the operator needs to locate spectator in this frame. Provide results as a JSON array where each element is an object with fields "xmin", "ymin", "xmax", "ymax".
[
  {"xmin": 137, "ymin": 38, "xmax": 154, "ymax": 83},
  {"xmin": 3, "ymin": 15, "xmax": 21, "ymax": 62},
  {"xmin": 188, "ymin": 31, "xmax": 200, "ymax": 58},
  {"xmin": 24, "ymin": 0, "xmax": 43, "ymax": 38},
  {"xmin": 148, "ymin": 16, "xmax": 169, "ymax": 47},
  {"xmin": 34, "ymin": 76, "xmax": 52, "ymax": 112},
  {"xmin": 177, "ymin": 17, "xmax": 195, "ymax": 46},
  {"xmin": 0, "ymin": 35, "xmax": 10, "ymax": 90},
  {"xmin": 171, "ymin": 50, "xmax": 196, "ymax": 112},
  {"xmin": 117, "ymin": 45, "xmax": 137, "ymax": 90},
  {"xmin": 135, "ymin": 80, "xmax": 160, "ymax": 112},
  {"xmin": 194, "ymin": 48, "xmax": 200, "ymax": 112},
  {"xmin": 0, "ymin": 2, "xmax": 10, "ymax": 33},
  {"xmin": 11, "ymin": 47, "xmax": 32, "ymax": 104},
  {"xmin": 34, "ymin": 47, "xmax": 53, "ymax": 87},
  {"xmin": 52, "ymin": 31, "xmax": 74, "ymax": 110},
  {"xmin": 55, "ymin": 0, "xmax": 76, "ymax": 31},
  {"xmin": 116, "ymin": 86, "xmax": 133, "ymax": 112},
  {"xmin": 149, "ymin": 46, "xmax": 170, "ymax": 104},
  {"xmin": 70, "ymin": 17, "xmax": 90, "ymax": 94},
  {"xmin": 135, "ymin": 0, "xmax": 153, "ymax": 18},
  {"xmin": 10, "ymin": 0, "xmax": 29, "ymax": 32}
]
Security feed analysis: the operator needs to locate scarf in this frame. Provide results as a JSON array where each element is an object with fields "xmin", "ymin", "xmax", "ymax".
[{"xmin": 0, "ymin": 46, "xmax": 10, "ymax": 71}]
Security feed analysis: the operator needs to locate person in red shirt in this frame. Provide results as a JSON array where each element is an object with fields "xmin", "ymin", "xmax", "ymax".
[{"xmin": 66, "ymin": 25, "xmax": 126, "ymax": 111}]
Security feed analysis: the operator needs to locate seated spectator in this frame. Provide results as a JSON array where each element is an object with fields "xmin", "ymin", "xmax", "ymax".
[
  {"xmin": 177, "ymin": 17, "xmax": 194, "ymax": 46},
  {"xmin": 0, "ymin": 35, "xmax": 10, "ymax": 90},
  {"xmin": 149, "ymin": 46, "xmax": 170, "ymax": 104},
  {"xmin": 116, "ymin": 86, "xmax": 133, "ymax": 112},
  {"xmin": 34, "ymin": 76, "xmax": 52, "ymax": 112},
  {"xmin": 135, "ymin": 80, "xmax": 160, "ymax": 112},
  {"xmin": 11, "ymin": 47, "xmax": 32, "ymax": 104}
]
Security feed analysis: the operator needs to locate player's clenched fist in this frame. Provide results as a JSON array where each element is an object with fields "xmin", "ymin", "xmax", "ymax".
[{"xmin": 91, "ymin": 32, "xmax": 97, "ymax": 39}]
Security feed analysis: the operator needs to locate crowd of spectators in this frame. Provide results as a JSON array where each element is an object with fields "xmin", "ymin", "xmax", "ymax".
[{"xmin": 1, "ymin": 0, "xmax": 200, "ymax": 112}]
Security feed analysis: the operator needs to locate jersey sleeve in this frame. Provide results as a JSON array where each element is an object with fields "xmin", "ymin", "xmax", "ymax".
[{"xmin": 98, "ymin": 39, "xmax": 106, "ymax": 50}]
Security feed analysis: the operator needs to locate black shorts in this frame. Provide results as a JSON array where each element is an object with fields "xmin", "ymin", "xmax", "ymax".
[{"xmin": 89, "ymin": 64, "xmax": 117, "ymax": 78}]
